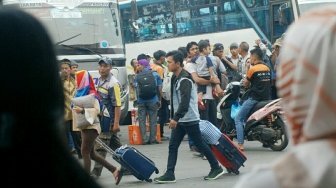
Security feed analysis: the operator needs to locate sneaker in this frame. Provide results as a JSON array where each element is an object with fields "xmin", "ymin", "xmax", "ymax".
[
  {"xmin": 192, "ymin": 152, "xmax": 203, "ymax": 158},
  {"xmin": 204, "ymin": 167, "xmax": 225, "ymax": 180},
  {"xmin": 154, "ymin": 173, "xmax": 176, "ymax": 184}
]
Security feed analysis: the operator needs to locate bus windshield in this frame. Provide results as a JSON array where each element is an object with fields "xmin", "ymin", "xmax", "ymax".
[{"xmin": 18, "ymin": 1, "xmax": 124, "ymax": 56}]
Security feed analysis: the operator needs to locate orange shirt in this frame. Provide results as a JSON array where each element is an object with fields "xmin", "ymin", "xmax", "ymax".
[{"xmin": 151, "ymin": 63, "xmax": 164, "ymax": 79}]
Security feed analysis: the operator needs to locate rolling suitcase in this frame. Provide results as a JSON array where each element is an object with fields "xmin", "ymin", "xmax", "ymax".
[
  {"xmin": 95, "ymin": 138, "xmax": 159, "ymax": 182},
  {"xmin": 211, "ymin": 134, "xmax": 247, "ymax": 175}
]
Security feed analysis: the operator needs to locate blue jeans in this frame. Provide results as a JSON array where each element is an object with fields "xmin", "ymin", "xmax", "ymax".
[
  {"xmin": 166, "ymin": 122, "xmax": 220, "ymax": 176},
  {"xmin": 138, "ymin": 101, "xmax": 159, "ymax": 142},
  {"xmin": 234, "ymin": 98, "xmax": 258, "ymax": 144}
]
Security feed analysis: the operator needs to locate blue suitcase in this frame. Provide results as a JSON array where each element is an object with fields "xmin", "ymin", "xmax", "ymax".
[{"xmin": 95, "ymin": 138, "xmax": 159, "ymax": 182}]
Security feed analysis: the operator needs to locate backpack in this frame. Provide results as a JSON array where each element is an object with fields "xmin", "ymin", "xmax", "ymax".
[{"xmin": 136, "ymin": 70, "xmax": 157, "ymax": 100}]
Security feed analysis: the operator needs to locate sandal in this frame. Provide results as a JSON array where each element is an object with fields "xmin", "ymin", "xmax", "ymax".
[
  {"xmin": 113, "ymin": 168, "xmax": 125, "ymax": 185},
  {"xmin": 238, "ymin": 144, "xmax": 245, "ymax": 151}
]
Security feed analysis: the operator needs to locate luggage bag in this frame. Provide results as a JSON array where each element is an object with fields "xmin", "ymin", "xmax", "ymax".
[
  {"xmin": 211, "ymin": 134, "xmax": 247, "ymax": 175},
  {"xmin": 95, "ymin": 138, "xmax": 159, "ymax": 182}
]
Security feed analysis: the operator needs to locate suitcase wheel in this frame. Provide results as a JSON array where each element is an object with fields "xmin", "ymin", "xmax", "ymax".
[
  {"xmin": 145, "ymin": 179, "xmax": 153, "ymax": 183},
  {"xmin": 234, "ymin": 170, "xmax": 239, "ymax": 175},
  {"xmin": 155, "ymin": 168, "xmax": 159, "ymax": 174}
]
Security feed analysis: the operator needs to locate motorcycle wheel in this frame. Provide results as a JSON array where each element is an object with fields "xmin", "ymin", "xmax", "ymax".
[{"xmin": 270, "ymin": 116, "xmax": 289, "ymax": 151}]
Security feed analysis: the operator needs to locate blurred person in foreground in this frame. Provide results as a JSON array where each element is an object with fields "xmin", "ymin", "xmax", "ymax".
[
  {"xmin": 234, "ymin": 6, "xmax": 336, "ymax": 188},
  {"xmin": 0, "ymin": 8, "xmax": 102, "ymax": 187}
]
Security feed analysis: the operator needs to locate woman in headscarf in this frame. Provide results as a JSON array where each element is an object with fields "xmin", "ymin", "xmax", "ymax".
[
  {"xmin": 234, "ymin": 6, "xmax": 336, "ymax": 188},
  {"xmin": 0, "ymin": 8, "xmax": 101, "ymax": 187},
  {"xmin": 73, "ymin": 70, "xmax": 124, "ymax": 185}
]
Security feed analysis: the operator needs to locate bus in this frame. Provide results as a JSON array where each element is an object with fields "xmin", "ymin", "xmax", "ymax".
[
  {"xmin": 119, "ymin": 0, "xmax": 335, "ymax": 62},
  {"xmin": 4, "ymin": 0, "xmax": 130, "ymax": 123},
  {"xmin": 118, "ymin": 0, "xmax": 335, "ymax": 115}
]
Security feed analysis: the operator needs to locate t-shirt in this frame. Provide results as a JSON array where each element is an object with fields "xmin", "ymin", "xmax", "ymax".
[
  {"xmin": 184, "ymin": 62, "xmax": 214, "ymax": 100},
  {"xmin": 193, "ymin": 55, "xmax": 213, "ymax": 77},
  {"xmin": 246, "ymin": 63, "xmax": 271, "ymax": 101}
]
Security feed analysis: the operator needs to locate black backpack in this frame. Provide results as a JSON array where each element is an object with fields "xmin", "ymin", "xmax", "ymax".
[{"xmin": 136, "ymin": 70, "xmax": 157, "ymax": 100}]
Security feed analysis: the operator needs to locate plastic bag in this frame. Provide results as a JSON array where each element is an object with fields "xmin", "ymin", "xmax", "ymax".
[{"xmin": 230, "ymin": 102, "xmax": 241, "ymax": 119}]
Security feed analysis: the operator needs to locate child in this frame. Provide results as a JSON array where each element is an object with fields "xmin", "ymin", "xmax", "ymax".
[{"xmin": 191, "ymin": 40, "xmax": 222, "ymax": 108}]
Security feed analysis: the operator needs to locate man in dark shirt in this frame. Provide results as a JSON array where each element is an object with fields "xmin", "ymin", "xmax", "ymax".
[{"xmin": 234, "ymin": 47, "xmax": 271, "ymax": 151}]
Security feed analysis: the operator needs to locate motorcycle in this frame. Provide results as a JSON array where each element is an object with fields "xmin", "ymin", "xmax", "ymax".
[{"xmin": 217, "ymin": 82, "xmax": 289, "ymax": 151}]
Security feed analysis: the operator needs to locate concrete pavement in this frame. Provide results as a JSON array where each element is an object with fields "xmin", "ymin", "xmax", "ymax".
[{"xmin": 92, "ymin": 125, "xmax": 290, "ymax": 188}]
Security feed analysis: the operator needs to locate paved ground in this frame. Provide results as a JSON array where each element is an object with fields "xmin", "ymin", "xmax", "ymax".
[{"xmin": 87, "ymin": 125, "xmax": 290, "ymax": 188}]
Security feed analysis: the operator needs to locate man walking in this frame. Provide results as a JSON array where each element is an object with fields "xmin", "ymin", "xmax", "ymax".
[
  {"xmin": 154, "ymin": 50, "xmax": 224, "ymax": 183},
  {"xmin": 91, "ymin": 57, "xmax": 123, "ymax": 178}
]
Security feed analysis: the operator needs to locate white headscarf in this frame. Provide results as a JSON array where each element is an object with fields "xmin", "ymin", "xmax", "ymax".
[{"xmin": 277, "ymin": 6, "xmax": 336, "ymax": 143}]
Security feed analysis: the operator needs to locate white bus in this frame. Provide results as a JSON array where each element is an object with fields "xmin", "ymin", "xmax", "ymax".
[
  {"xmin": 120, "ymin": 0, "xmax": 335, "ymax": 63},
  {"xmin": 4, "ymin": 0, "xmax": 130, "ymax": 123}
]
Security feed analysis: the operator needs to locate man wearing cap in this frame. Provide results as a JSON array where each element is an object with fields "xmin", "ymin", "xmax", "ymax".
[
  {"xmin": 135, "ymin": 58, "xmax": 162, "ymax": 145},
  {"xmin": 91, "ymin": 57, "xmax": 123, "ymax": 178}
]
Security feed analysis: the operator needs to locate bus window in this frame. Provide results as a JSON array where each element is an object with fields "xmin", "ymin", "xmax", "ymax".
[{"xmin": 270, "ymin": 1, "xmax": 293, "ymax": 42}]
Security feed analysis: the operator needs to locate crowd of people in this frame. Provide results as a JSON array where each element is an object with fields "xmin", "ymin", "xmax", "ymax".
[{"xmin": 1, "ymin": 5, "xmax": 335, "ymax": 188}]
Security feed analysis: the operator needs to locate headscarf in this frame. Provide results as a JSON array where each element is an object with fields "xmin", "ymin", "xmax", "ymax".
[
  {"xmin": 75, "ymin": 70, "xmax": 97, "ymax": 97},
  {"xmin": 276, "ymin": 6, "xmax": 336, "ymax": 144},
  {"xmin": 138, "ymin": 59, "xmax": 150, "ymax": 69}
]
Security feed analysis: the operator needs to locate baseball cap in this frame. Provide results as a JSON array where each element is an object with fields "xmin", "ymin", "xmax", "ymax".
[
  {"xmin": 229, "ymin": 42, "xmax": 239, "ymax": 49},
  {"xmin": 213, "ymin": 43, "xmax": 224, "ymax": 51},
  {"xmin": 98, "ymin": 57, "xmax": 113, "ymax": 65}
]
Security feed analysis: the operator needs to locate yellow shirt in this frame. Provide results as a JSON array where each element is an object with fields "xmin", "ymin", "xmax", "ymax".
[{"xmin": 63, "ymin": 77, "xmax": 76, "ymax": 121}]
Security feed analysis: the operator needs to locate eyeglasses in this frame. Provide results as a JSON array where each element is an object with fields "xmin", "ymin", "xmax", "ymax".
[{"xmin": 190, "ymin": 47, "xmax": 199, "ymax": 51}]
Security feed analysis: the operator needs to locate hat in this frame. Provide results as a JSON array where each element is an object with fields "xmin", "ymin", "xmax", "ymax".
[
  {"xmin": 98, "ymin": 57, "xmax": 112, "ymax": 65},
  {"xmin": 229, "ymin": 42, "xmax": 239, "ymax": 49},
  {"xmin": 138, "ymin": 59, "xmax": 150, "ymax": 68},
  {"xmin": 213, "ymin": 43, "xmax": 224, "ymax": 51}
]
